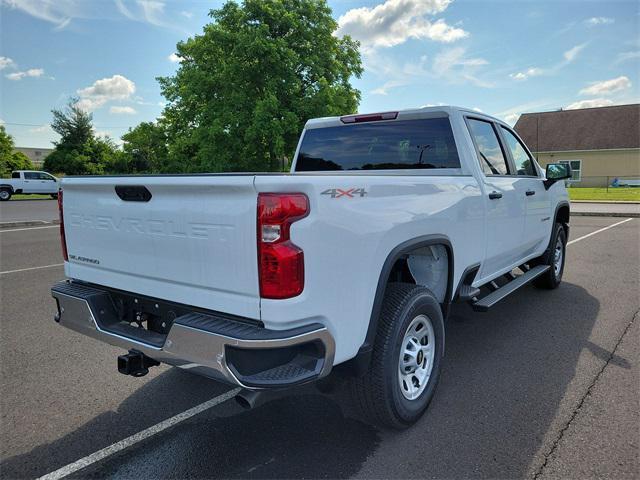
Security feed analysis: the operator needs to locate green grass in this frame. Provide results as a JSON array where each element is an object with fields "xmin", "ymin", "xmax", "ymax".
[
  {"xmin": 568, "ymin": 187, "xmax": 640, "ymax": 201},
  {"xmin": 10, "ymin": 194, "xmax": 55, "ymax": 201}
]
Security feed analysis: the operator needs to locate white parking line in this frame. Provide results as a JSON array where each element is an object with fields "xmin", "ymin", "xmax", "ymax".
[
  {"xmin": 568, "ymin": 218, "xmax": 634, "ymax": 246},
  {"xmin": 0, "ymin": 225, "xmax": 59, "ymax": 233},
  {"xmin": 37, "ymin": 387, "xmax": 241, "ymax": 480},
  {"xmin": 0, "ymin": 263, "xmax": 64, "ymax": 275},
  {"xmin": 28, "ymin": 216, "xmax": 638, "ymax": 479}
]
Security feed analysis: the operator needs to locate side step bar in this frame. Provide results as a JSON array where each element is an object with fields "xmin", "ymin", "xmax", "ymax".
[{"xmin": 472, "ymin": 265, "xmax": 550, "ymax": 312}]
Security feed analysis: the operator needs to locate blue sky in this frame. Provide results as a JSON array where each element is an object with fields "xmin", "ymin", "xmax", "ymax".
[{"xmin": 1, "ymin": 0, "xmax": 638, "ymax": 148}]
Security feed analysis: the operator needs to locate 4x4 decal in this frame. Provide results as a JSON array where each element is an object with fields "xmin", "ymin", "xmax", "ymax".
[{"xmin": 321, "ymin": 188, "xmax": 367, "ymax": 198}]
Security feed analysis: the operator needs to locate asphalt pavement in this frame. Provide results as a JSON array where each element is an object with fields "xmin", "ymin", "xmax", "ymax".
[
  {"xmin": 571, "ymin": 201, "xmax": 640, "ymax": 217},
  {"xmin": 0, "ymin": 199, "xmax": 59, "ymax": 224},
  {"xmin": 0, "ymin": 215, "xmax": 638, "ymax": 479}
]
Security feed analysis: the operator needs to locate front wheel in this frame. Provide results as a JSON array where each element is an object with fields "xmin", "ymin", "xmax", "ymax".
[
  {"xmin": 533, "ymin": 223, "xmax": 567, "ymax": 289},
  {"xmin": 50, "ymin": 193, "xmax": 58, "ymax": 200},
  {"xmin": 0, "ymin": 189, "xmax": 12, "ymax": 201},
  {"xmin": 350, "ymin": 283, "xmax": 445, "ymax": 429}
]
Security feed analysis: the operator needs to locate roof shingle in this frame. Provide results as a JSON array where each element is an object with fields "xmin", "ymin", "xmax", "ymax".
[{"xmin": 514, "ymin": 103, "xmax": 640, "ymax": 152}]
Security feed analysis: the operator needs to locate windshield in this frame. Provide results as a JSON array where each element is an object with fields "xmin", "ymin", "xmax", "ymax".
[{"xmin": 295, "ymin": 117, "xmax": 460, "ymax": 172}]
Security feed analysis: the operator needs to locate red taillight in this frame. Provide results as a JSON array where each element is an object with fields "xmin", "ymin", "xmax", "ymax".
[
  {"xmin": 58, "ymin": 189, "xmax": 68, "ymax": 261},
  {"xmin": 340, "ymin": 111, "xmax": 398, "ymax": 124},
  {"xmin": 257, "ymin": 193, "xmax": 309, "ymax": 299}
]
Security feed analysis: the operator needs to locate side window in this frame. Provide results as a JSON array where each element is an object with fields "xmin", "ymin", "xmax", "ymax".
[
  {"xmin": 501, "ymin": 127, "xmax": 537, "ymax": 176},
  {"xmin": 466, "ymin": 119, "xmax": 509, "ymax": 176},
  {"xmin": 36, "ymin": 172, "xmax": 54, "ymax": 180},
  {"xmin": 11, "ymin": 172, "xmax": 20, "ymax": 178},
  {"xmin": 24, "ymin": 172, "xmax": 38, "ymax": 180}
]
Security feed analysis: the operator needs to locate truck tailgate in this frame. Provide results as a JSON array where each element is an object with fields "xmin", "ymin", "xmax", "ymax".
[{"xmin": 61, "ymin": 175, "xmax": 260, "ymax": 319}]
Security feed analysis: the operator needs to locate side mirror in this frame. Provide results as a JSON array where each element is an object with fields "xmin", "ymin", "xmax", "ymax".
[{"xmin": 544, "ymin": 163, "xmax": 572, "ymax": 189}]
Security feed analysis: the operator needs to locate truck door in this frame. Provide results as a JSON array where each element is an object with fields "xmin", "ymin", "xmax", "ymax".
[
  {"xmin": 465, "ymin": 117, "xmax": 527, "ymax": 280},
  {"xmin": 37, "ymin": 172, "xmax": 58, "ymax": 194},
  {"xmin": 498, "ymin": 126, "xmax": 552, "ymax": 257},
  {"xmin": 22, "ymin": 171, "xmax": 42, "ymax": 193}
]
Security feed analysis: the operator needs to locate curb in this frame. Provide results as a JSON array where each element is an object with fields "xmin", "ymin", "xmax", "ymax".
[
  {"xmin": 571, "ymin": 212, "xmax": 640, "ymax": 218},
  {"xmin": 0, "ymin": 220, "xmax": 60, "ymax": 229}
]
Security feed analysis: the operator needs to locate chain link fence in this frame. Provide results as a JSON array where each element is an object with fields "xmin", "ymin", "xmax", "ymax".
[{"xmin": 565, "ymin": 176, "xmax": 640, "ymax": 190}]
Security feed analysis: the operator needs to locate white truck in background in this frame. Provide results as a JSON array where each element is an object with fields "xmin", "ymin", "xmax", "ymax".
[
  {"xmin": 50, "ymin": 106, "xmax": 572, "ymax": 428},
  {"xmin": 0, "ymin": 170, "xmax": 60, "ymax": 200}
]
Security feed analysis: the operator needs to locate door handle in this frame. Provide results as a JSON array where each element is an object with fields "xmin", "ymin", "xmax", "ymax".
[
  {"xmin": 526, "ymin": 190, "xmax": 536, "ymax": 196},
  {"xmin": 488, "ymin": 191, "xmax": 502, "ymax": 200}
]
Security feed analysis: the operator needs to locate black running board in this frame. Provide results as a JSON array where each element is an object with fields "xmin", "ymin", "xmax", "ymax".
[{"xmin": 471, "ymin": 265, "xmax": 550, "ymax": 312}]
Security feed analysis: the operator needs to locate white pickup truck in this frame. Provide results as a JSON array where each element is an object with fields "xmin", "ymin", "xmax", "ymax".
[
  {"xmin": 0, "ymin": 170, "xmax": 60, "ymax": 201},
  {"xmin": 51, "ymin": 106, "xmax": 571, "ymax": 428}
]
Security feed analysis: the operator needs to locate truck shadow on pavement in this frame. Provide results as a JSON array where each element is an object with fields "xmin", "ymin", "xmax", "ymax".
[{"xmin": 2, "ymin": 282, "xmax": 598, "ymax": 479}]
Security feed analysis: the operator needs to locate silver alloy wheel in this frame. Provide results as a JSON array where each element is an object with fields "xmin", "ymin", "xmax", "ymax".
[
  {"xmin": 398, "ymin": 314, "xmax": 436, "ymax": 401},
  {"xmin": 0, "ymin": 190, "xmax": 9, "ymax": 200},
  {"xmin": 553, "ymin": 236, "xmax": 564, "ymax": 277}
]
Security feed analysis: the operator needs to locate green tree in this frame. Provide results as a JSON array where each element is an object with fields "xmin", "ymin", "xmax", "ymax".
[
  {"xmin": 158, "ymin": 0, "xmax": 362, "ymax": 173},
  {"xmin": 121, "ymin": 121, "xmax": 169, "ymax": 173},
  {"xmin": 0, "ymin": 126, "xmax": 34, "ymax": 176},
  {"xmin": 44, "ymin": 99, "xmax": 121, "ymax": 175}
]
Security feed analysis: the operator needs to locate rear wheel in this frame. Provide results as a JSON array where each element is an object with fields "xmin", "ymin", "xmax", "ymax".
[
  {"xmin": 533, "ymin": 223, "xmax": 566, "ymax": 289},
  {"xmin": 0, "ymin": 189, "xmax": 12, "ymax": 201},
  {"xmin": 350, "ymin": 283, "xmax": 444, "ymax": 429}
]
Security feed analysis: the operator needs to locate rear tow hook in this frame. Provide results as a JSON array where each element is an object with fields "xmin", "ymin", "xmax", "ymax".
[{"xmin": 117, "ymin": 350, "xmax": 160, "ymax": 377}]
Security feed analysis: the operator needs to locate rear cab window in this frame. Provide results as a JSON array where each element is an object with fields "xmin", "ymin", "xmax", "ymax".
[
  {"xmin": 466, "ymin": 118, "xmax": 510, "ymax": 176},
  {"xmin": 295, "ymin": 118, "xmax": 461, "ymax": 172}
]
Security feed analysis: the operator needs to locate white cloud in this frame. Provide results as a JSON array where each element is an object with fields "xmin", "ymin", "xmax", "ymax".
[
  {"xmin": 5, "ymin": 68, "xmax": 45, "ymax": 80},
  {"xmin": 109, "ymin": 106, "xmax": 137, "ymax": 115},
  {"xmin": 336, "ymin": 0, "xmax": 467, "ymax": 51},
  {"xmin": 115, "ymin": 0, "xmax": 172, "ymax": 28},
  {"xmin": 77, "ymin": 74, "xmax": 136, "ymax": 111},
  {"xmin": 509, "ymin": 67, "xmax": 543, "ymax": 81},
  {"xmin": 579, "ymin": 76, "xmax": 631, "ymax": 96},
  {"xmin": 1, "ymin": 0, "xmax": 78, "ymax": 28},
  {"xmin": 168, "ymin": 53, "xmax": 181, "ymax": 63},
  {"xmin": 566, "ymin": 98, "xmax": 614, "ymax": 110},
  {"xmin": 432, "ymin": 47, "xmax": 491, "ymax": 87},
  {"xmin": 180, "ymin": 10, "xmax": 193, "ymax": 19},
  {"xmin": 585, "ymin": 17, "xmax": 614, "ymax": 26},
  {"xmin": 504, "ymin": 113, "xmax": 520, "ymax": 125},
  {"xmin": 0, "ymin": 56, "xmax": 15, "ymax": 70},
  {"xmin": 615, "ymin": 51, "xmax": 640, "ymax": 64},
  {"xmin": 563, "ymin": 43, "xmax": 587, "ymax": 62},
  {"xmin": 371, "ymin": 79, "xmax": 408, "ymax": 95}
]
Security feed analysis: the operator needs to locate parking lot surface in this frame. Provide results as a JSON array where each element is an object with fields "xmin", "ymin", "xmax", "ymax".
[
  {"xmin": 1, "ymin": 215, "xmax": 638, "ymax": 479},
  {"xmin": 0, "ymin": 199, "xmax": 59, "ymax": 224}
]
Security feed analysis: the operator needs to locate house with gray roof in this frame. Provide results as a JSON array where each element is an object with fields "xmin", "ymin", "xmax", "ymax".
[{"xmin": 514, "ymin": 104, "xmax": 639, "ymax": 187}]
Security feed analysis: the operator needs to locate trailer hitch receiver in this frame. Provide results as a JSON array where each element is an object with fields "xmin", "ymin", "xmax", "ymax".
[{"xmin": 117, "ymin": 350, "xmax": 160, "ymax": 377}]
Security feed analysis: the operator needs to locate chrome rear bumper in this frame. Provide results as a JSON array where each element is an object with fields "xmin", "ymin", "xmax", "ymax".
[{"xmin": 51, "ymin": 281, "xmax": 335, "ymax": 389}]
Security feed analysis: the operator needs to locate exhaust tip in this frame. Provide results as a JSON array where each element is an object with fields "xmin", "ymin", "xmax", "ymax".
[{"xmin": 235, "ymin": 395, "xmax": 252, "ymax": 410}]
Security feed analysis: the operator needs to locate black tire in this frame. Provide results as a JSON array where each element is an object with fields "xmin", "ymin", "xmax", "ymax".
[
  {"xmin": 0, "ymin": 188, "xmax": 12, "ymax": 201},
  {"xmin": 50, "ymin": 193, "xmax": 58, "ymax": 200},
  {"xmin": 350, "ymin": 283, "xmax": 445, "ymax": 429},
  {"xmin": 533, "ymin": 223, "xmax": 567, "ymax": 289}
]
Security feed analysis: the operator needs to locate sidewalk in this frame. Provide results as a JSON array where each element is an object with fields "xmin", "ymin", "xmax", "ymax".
[{"xmin": 571, "ymin": 201, "xmax": 640, "ymax": 217}]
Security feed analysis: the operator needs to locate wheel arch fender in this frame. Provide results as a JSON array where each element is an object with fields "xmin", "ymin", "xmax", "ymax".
[
  {"xmin": 554, "ymin": 201, "xmax": 570, "ymax": 238},
  {"xmin": 0, "ymin": 184, "xmax": 15, "ymax": 192},
  {"xmin": 358, "ymin": 235, "xmax": 454, "ymax": 363}
]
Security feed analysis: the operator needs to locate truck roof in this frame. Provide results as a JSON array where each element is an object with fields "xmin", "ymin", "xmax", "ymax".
[{"xmin": 305, "ymin": 105, "xmax": 506, "ymax": 130}]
